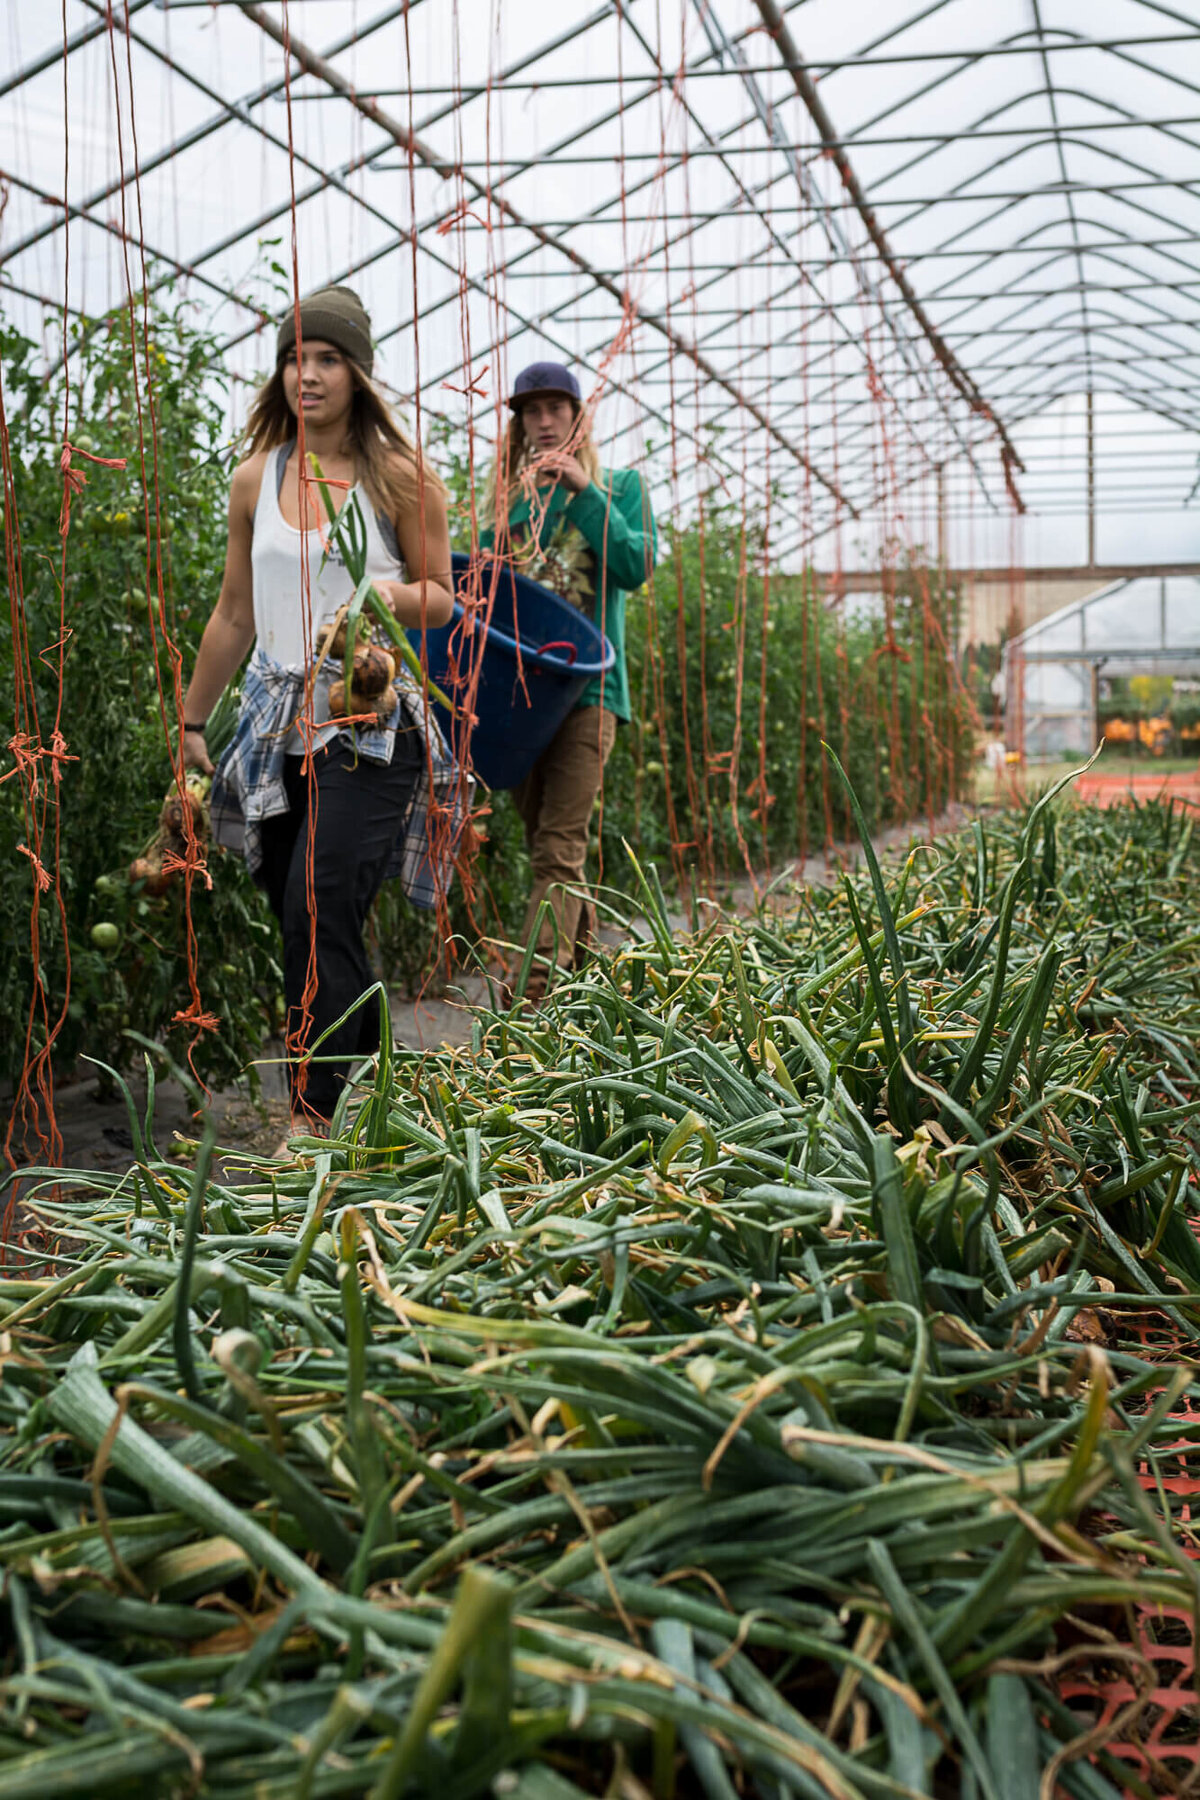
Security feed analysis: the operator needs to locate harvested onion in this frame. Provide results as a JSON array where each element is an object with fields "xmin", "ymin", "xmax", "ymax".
[{"xmin": 328, "ymin": 678, "xmax": 395, "ymax": 725}]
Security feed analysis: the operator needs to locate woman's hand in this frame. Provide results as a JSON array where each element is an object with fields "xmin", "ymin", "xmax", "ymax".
[
  {"xmin": 375, "ymin": 577, "xmax": 454, "ymax": 628},
  {"xmin": 182, "ymin": 728, "xmax": 214, "ymax": 776},
  {"xmin": 374, "ymin": 579, "xmax": 407, "ymax": 615}
]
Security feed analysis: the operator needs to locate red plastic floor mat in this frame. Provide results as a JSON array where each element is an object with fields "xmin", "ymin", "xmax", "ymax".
[{"xmin": 1059, "ymin": 1309, "xmax": 1200, "ymax": 1795}]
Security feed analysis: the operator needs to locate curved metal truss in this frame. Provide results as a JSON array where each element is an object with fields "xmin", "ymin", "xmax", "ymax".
[{"xmin": 3, "ymin": 0, "xmax": 1198, "ymax": 570}]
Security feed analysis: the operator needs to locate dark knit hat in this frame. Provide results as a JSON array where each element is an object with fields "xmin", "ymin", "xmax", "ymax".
[{"xmin": 276, "ymin": 285, "xmax": 374, "ymax": 376}]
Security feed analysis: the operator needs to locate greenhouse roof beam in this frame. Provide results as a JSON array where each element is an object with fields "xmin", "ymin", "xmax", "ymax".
[
  {"xmin": 566, "ymin": 296, "xmax": 1200, "ymax": 324},
  {"xmin": 405, "ymin": 63, "xmax": 842, "ymax": 358},
  {"xmin": 932, "ymin": 281, "xmax": 1200, "ymax": 300},
  {"xmin": 204, "ymin": 14, "xmax": 823, "ymax": 508},
  {"xmin": 732, "ymin": 407, "xmax": 1013, "ymax": 505},
  {"xmin": 858, "ymin": 75, "xmax": 1200, "ymax": 199},
  {"xmin": 0, "ymin": 0, "xmax": 416, "ymax": 283},
  {"xmin": 638, "ymin": 344, "xmax": 1200, "ymax": 373},
  {"xmin": 828, "ymin": 54, "xmax": 1200, "ymax": 345},
  {"xmin": 500, "ymin": 0, "xmax": 1014, "ymax": 525},
  {"xmin": 685, "ymin": 0, "xmax": 1003, "ymax": 513},
  {"xmin": 900, "ymin": 86, "xmax": 1200, "ymax": 342},
  {"xmin": 924, "ymin": 237, "xmax": 1200, "ymax": 343},
  {"xmin": 495, "ymin": 237, "xmax": 1200, "ymax": 266},
  {"xmin": 633, "ymin": 299, "xmax": 1024, "ymax": 427},
  {"xmin": 577, "ymin": 273, "xmax": 988, "ymax": 508},
  {"xmin": 96, "ymin": 0, "xmax": 502, "ymax": 335},
  {"xmin": 215, "ymin": 3, "xmax": 625, "ymax": 353},
  {"xmin": 921, "ymin": 250, "xmax": 1200, "ymax": 354},
  {"xmin": 283, "ymin": 39, "xmax": 1197, "ymax": 92},
  {"xmin": 211, "ymin": 17, "xmax": 1196, "ymax": 463},
  {"xmin": 790, "ymin": 116, "xmax": 1200, "ymax": 147},
  {"xmin": 765, "ymin": 372, "xmax": 1200, "ymax": 554},
  {"xmin": 434, "ymin": 191, "xmax": 1200, "ymax": 223},
  {"xmin": 826, "ymin": 563, "xmax": 1200, "ymax": 583},
  {"xmin": 749, "ymin": 0, "xmax": 1026, "ymax": 504},
  {"xmin": 757, "ymin": 0, "xmax": 1200, "ymax": 418},
  {"xmin": 102, "ymin": 5, "xmax": 733, "ymax": 491},
  {"xmin": 65, "ymin": 0, "xmax": 662, "ymax": 449},
  {"xmin": 963, "ymin": 339, "xmax": 1200, "ymax": 378},
  {"xmin": 232, "ymin": 4, "xmax": 859, "ymax": 517},
  {"xmin": 986, "ymin": 362, "xmax": 1200, "ymax": 400},
  {"xmin": 0, "ymin": 166, "xmax": 271, "ymax": 325},
  {"xmin": 758, "ymin": 369, "xmax": 1200, "ymax": 425},
  {"xmin": 943, "ymin": 304, "xmax": 1200, "ymax": 359},
  {"xmin": 407, "ymin": 155, "xmax": 1200, "ymax": 178},
  {"xmin": 263, "ymin": 83, "xmax": 841, "ymax": 472},
  {"xmin": 0, "ymin": 0, "xmax": 157, "ymax": 104},
  {"xmin": 598, "ymin": 1, "xmax": 950, "ymax": 486},
  {"xmin": 777, "ymin": 32, "xmax": 1198, "ymax": 66},
  {"xmin": 717, "ymin": 361, "xmax": 1200, "ymax": 481},
  {"xmin": 1016, "ymin": 646, "xmax": 1200, "ymax": 662},
  {"xmin": 576, "ymin": 1, "xmax": 1000, "ymax": 515},
  {"xmin": 0, "ymin": 274, "xmax": 90, "ymax": 322},
  {"xmin": 930, "ymin": 266, "xmax": 1199, "ymax": 347}
]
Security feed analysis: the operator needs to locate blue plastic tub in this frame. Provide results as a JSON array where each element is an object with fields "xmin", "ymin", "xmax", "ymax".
[{"xmin": 408, "ymin": 552, "xmax": 615, "ymax": 790}]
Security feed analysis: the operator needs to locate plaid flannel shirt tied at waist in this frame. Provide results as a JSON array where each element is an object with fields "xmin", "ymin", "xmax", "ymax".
[{"xmin": 209, "ymin": 651, "xmax": 468, "ymax": 911}]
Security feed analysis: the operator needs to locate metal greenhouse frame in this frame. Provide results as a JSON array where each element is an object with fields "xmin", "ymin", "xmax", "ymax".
[{"xmin": 3, "ymin": 0, "xmax": 1200, "ymax": 580}]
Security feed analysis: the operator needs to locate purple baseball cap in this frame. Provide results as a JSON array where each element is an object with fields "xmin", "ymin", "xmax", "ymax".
[{"xmin": 508, "ymin": 361, "xmax": 582, "ymax": 410}]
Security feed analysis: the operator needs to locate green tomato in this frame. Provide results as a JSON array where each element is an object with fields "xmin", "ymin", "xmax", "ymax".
[
  {"xmin": 91, "ymin": 921, "xmax": 121, "ymax": 951},
  {"xmin": 93, "ymin": 873, "xmax": 122, "ymax": 898}
]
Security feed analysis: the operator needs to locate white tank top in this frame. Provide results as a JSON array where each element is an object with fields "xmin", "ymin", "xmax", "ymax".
[{"xmin": 251, "ymin": 446, "xmax": 405, "ymax": 749}]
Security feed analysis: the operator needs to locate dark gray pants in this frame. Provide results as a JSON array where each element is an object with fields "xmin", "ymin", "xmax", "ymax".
[{"xmin": 259, "ymin": 735, "xmax": 422, "ymax": 1120}]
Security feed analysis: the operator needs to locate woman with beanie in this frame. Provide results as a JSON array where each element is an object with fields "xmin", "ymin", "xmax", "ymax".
[
  {"xmin": 481, "ymin": 362, "xmax": 656, "ymax": 996},
  {"xmin": 181, "ymin": 285, "xmax": 455, "ymax": 1137}
]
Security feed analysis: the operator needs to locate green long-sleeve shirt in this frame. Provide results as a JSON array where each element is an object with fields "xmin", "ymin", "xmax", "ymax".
[{"xmin": 480, "ymin": 468, "xmax": 657, "ymax": 724}]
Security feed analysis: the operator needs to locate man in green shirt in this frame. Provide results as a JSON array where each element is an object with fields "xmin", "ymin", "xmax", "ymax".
[{"xmin": 480, "ymin": 362, "xmax": 657, "ymax": 992}]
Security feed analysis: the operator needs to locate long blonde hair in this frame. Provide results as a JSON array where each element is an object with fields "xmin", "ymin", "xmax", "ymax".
[
  {"xmin": 243, "ymin": 357, "xmax": 447, "ymax": 522},
  {"xmin": 481, "ymin": 399, "xmax": 602, "ymax": 537}
]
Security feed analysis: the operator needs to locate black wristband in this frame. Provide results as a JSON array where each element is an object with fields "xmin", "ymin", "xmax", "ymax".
[{"xmin": 183, "ymin": 720, "xmax": 207, "ymax": 735}]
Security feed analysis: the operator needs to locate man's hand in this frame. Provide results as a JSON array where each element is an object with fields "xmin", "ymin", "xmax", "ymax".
[
  {"xmin": 182, "ymin": 728, "xmax": 214, "ymax": 776},
  {"xmin": 538, "ymin": 450, "xmax": 590, "ymax": 494}
]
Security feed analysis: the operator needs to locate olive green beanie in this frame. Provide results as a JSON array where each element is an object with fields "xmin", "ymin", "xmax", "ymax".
[{"xmin": 276, "ymin": 285, "xmax": 374, "ymax": 376}]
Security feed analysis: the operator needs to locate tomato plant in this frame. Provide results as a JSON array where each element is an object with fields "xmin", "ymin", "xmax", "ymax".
[{"xmin": 0, "ymin": 295, "xmax": 281, "ymax": 1091}]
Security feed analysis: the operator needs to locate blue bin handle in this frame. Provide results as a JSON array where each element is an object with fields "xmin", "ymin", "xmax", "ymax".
[{"xmin": 537, "ymin": 639, "xmax": 578, "ymax": 665}]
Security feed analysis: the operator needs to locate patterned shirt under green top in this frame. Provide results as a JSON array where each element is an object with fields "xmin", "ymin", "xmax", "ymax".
[{"xmin": 480, "ymin": 468, "xmax": 657, "ymax": 725}]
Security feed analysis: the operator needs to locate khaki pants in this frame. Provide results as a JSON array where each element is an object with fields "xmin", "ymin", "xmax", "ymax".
[{"xmin": 512, "ymin": 705, "xmax": 617, "ymax": 971}]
